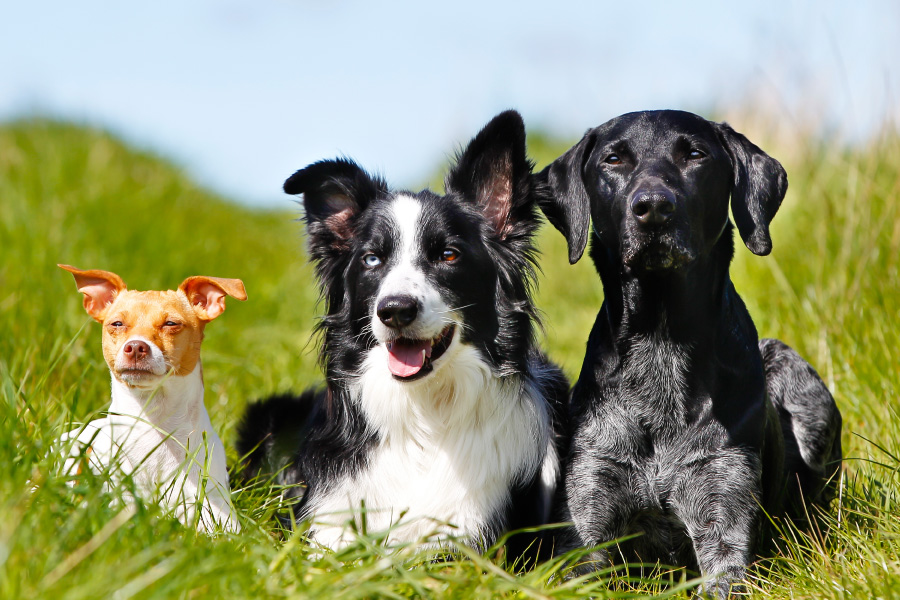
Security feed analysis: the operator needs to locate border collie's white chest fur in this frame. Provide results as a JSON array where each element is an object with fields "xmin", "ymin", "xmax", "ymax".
[
  {"xmin": 306, "ymin": 344, "xmax": 553, "ymax": 548},
  {"xmin": 237, "ymin": 110, "xmax": 569, "ymax": 553}
]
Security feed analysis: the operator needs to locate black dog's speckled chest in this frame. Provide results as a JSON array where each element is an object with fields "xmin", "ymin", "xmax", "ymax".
[
  {"xmin": 565, "ymin": 276, "xmax": 772, "ymax": 571},
  {"xmin": 537, "ymin": 110, "xmax": 842, "ymax": 598},
  {"xmin": 566, "ymin": 288, "xmax": 780, "ymax": 569}
]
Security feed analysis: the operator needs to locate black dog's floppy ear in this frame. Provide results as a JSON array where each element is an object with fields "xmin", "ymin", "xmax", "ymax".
[
  {"xmin": 533, "ymin": 132, "xmax": 595, "ymax": 264},
  {"xmin": 445, "ymin": 110, "xmax": 533, "ymax": 239},
  {"xmin": 284, "ymin": 158, "xmax": 386, "ymax": 249},
  {"xmin": 714, "ymin": 122, "xmax": 788, "ymax": 256}
]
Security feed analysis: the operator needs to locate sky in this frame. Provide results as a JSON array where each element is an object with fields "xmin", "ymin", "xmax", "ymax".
[{"xmin": 1, "ymin": 0, "xmax": 898, "ymax": 206}]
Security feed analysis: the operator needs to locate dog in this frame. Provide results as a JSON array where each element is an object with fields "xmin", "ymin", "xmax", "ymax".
[
  {"xmin": 237, "ymin": 111, "xmax": 568, "ymax": 557},
  {"xmin": 533, "ymin": 110, "xmax": 842, "ymax": 596},
  {"xmin": 57, "ymin": 264, "xmax": 246, "ymax": 533}
]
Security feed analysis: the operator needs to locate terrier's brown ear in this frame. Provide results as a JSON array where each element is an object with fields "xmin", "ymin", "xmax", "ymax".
[
  {"xmin": 58, "ymin": 264, "xmax": 127, "ymax": 322},
  {"xmin": 179, "ymin": 276, "xmax": 248, "ymax": 321}
]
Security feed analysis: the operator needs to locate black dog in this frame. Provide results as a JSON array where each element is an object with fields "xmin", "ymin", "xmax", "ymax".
[
  {"xmin": 535, "ymin": 110, "xmax": 842, "ymax": 596},
  {"xmin": 238, "ymin": 111, "xmax": 567, "ymax": 558}
]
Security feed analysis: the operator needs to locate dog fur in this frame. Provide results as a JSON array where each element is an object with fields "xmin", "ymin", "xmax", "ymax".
[
  {"xmin": 237, "ymin": 111, "xmax": 567, "ymax": 557},
  {"xmin": 56, "ymin": 265, "xmax": 245, "ymax": 533},
  {"xmin": 534, "ymin": 110, "xmax": 842, "ymax": 596}
]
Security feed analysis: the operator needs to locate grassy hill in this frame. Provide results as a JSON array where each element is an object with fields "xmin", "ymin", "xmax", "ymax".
[{"xmin": 1, "ymin": 118, "xmax": 898, "ymax": 598}]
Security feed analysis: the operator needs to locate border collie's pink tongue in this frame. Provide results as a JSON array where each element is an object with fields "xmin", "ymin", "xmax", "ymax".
[{"xmin": 387, "ymin": 340, "xmax": 430, "ymax": 378}]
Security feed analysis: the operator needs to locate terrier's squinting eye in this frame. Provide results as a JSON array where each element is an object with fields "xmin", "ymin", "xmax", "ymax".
[
  {"xmin": 362, "ymin": 253, "xmax": 382, "ymax": 268},
  {"xmin": 605, "ymin": 154, "xmax": 622, "ymax": 165},
  {"xmin": 110, "ymin": 321, "xmax": 124, "ymax": 328},
  {"xmin": 164, "ymin": 321, "xmax": 180, "ymax": 327},
  {"xmin": 440, "ymin": 248, "xmax": 460, "ymax": 263}
]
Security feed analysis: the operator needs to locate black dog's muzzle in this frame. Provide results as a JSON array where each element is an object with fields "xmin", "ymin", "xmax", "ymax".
[
  {"xmin": 631, "ymin": 188, "xmax": 676, "ymax": 227},
  {"xmin": 623, "ymin": 186, "xmax": 695, "ymax": 271}
]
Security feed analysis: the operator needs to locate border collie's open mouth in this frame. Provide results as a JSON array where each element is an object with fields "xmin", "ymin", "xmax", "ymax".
[{"xmin": 386, "ymin": 324, "xmax": 456, "ymax": 381}]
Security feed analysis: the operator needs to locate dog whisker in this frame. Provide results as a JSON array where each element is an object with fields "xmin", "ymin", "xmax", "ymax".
[{"xmin": 237, "ymin": 110, "xmax": 569, "ymax": 553}]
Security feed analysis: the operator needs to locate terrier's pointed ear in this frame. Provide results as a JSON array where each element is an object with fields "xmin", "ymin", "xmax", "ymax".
[
  {"xmin": 533, "ymin": 132, "xmax": 596, "ymax": 264},
  {"xmin": 58, "ymin": 264, "xmax": 127, "ymax": 322},
  {"xmin": 714, "ymin": 122, "xmax": 788, "ymax": 256},
  {"xmin": 179, "ymin": 276, "xmax": 248, "ymax": 322},
  {"xmin": 445, "ymin": 110, "xmax": 533, "ymax": 239},
  {"xmin": 284, "ymin": 158, "xmax": 387, "ymax": 250}
]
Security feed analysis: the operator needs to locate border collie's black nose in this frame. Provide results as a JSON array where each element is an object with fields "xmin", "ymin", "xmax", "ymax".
[
  {"xmin": 377, "ymin": 296, "xmax": 419, "ymax": 328},
  {"xmin": 631, "ymin": 189, "xmax": 676, "ymax": 226}
]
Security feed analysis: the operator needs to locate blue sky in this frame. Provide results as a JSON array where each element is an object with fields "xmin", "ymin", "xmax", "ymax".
[{"xmin": 2, "ymin": 0, "xmax": 898, "ymax": 206}]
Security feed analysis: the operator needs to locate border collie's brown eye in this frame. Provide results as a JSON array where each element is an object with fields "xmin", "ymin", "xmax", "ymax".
[
  {"xmin": 441, "ymin": 248, "xmax": 460, "ymax": 263},
  {"xmin": 605, "ymin": 154, "xmax": 622, "ymax": 165}
]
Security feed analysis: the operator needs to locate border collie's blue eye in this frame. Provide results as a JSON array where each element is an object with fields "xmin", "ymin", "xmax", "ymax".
[
  {"xmin": 440, "ymin": 248, "xmax": 461, "ymax": 263},
  {"xmin": 363, "ymin": 253, "xmax": 382, "ymax": 268}
]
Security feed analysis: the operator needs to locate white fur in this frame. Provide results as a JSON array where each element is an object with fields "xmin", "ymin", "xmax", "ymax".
[
  {"xmin": 113, "ymin": 335, "xmax": 167, "ymax": 380},
  {"xmin": 304, "ymin": 342, "xmax": 552, "ymax": 548},
  {"xmin": 58, "ymin": 348, "xmax": 240, "ymax": 533},
  {"xmin": 302, "ymin": 193, "xmax": 556, "ymax": 548},
  {"xmin": 371, "ymin": 196, "xmax": 449, "ymax": 342}
]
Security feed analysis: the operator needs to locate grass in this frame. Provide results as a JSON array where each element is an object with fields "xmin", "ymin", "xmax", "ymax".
[{"xmin": 1, "ymin": 117, "xmax": 898, "ymax": 598}]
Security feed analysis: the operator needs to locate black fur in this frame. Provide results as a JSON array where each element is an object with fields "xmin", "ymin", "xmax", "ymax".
[
  {"xmin": 238, "ymin": 111, "xmax": 568, "ymax": 558},
  {"xmin": 534, "ymin": 110, "xmax": 842, "ymax": 597}
]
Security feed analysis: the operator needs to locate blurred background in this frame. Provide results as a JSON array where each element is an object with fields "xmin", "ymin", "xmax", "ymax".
[
  {"xmin": 2, "ymin": 0, "xmax": 898, "ymax": 204},
  {"xmin": 3, "ymin": 4, "xmax": 900, "ymax": 596},
  {"xmin": 2, "ymin": 0, "xmax": 899, "ymax": 405}
]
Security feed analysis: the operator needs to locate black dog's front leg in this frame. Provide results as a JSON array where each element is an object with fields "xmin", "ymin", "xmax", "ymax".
[
  {"xmin": 565, "ymin": 458, "xmax": 638, "ymax": 572},
  {"xmin": 673, "ymin": 450, "xmax": 762, "ymax": 598}
]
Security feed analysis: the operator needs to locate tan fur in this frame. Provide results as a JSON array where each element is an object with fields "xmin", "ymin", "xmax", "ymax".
[
  {"xmin": 100, "ymin": 289, "xmax": 206, "ymax": 379},
  {"xmin": 56, "ymin": 265, "xmax": 247, "ymax": 533},
  {"xmin": 58, "ymin": 265, "xmax": 247, "ymax": 384}
]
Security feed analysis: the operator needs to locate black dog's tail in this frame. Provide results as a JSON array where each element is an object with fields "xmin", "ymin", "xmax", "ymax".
[{"xmin": 235, "ymin": 390, "xmax": 319, "ymax": 483}]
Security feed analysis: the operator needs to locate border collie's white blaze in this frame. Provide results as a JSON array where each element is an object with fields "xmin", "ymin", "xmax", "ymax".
[
  {"xmin": 238, "ymin": 111, "xmax": 569, "ymax": 557},
  {"xmin": 369, "ymin": 195, "xmax": 459, "ymax": 380}
]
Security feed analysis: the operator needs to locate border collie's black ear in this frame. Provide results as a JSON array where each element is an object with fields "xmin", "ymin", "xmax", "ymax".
[
  {"xmin": 714, "ymin": 122, "xmax": 788, "ymax": 256},
  {"xmin": 284, "ymin": 158, "xmax": 386, "ymax": 249},
  {"xmin": 533, "ymin": 132, "xmax": 595, "ymax": 264},
  {"xmin": 445, "ymin": 110, "xmax": 533, "ymax": 239}
]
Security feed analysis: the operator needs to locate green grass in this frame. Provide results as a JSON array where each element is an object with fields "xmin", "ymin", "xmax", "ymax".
[{"xmin": 1, "ymin": 118, "xmax": 898, "ymax": 598}]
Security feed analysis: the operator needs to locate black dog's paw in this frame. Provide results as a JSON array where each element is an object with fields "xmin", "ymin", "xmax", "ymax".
[{"xmin": 701, "ymin": 566, "xmax": 747, "ymax": 599}]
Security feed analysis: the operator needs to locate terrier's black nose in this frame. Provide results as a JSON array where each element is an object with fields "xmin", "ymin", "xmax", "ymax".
[
  {"xmin": 377, "ymin": 296, "xmax": 419, "ymax": 328},
  {"xmin": 631, "ymin": 189, "xmax": 676, "ymax": 226}
]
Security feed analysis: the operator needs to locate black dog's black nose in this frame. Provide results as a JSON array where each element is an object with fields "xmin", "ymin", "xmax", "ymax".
[
  {"xmin": 631, "ymin": 190, "xmax": 676, "ymax": 225},
  {"xmin": 377, "ymin": 296, "xmax": 419, "ymax": 328}
]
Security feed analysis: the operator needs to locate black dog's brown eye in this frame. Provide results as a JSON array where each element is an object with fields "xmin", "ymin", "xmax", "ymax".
[
  {"xmin": 688, "ymin": 149, "xmax": 705, "ymax": 159},
  {"xmin": 605, "ymin": 154, "xmax": 622, "ymax": 165},
  {"xmin": 440, "ymin": 248, "xmax": 460, "ymax": 263}
]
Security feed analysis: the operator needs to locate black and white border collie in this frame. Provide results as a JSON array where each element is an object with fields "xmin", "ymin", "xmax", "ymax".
[{"xmin": 238, "ymin": 111, "xmax": 568, "ymax": 554}]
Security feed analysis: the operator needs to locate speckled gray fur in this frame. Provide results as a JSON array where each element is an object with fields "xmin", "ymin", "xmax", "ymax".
[{"xmin": 535, "ymin": 110, "xmax": 842, "ymax": 598}]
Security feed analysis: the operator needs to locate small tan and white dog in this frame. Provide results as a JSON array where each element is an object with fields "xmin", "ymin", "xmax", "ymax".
[{"xmin": 57, "ymin": 264, "xmax": 246, "ymax": 533}]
